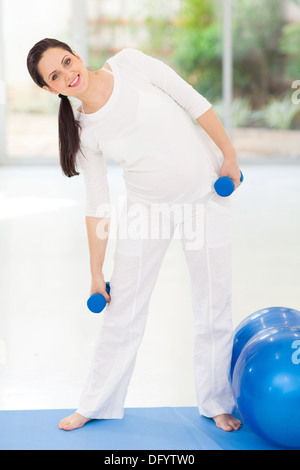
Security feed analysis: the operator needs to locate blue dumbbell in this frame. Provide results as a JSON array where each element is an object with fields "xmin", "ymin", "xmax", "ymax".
[
  {"xmin": 87, "ymin": 282, "xmax": 111, "ymax": 314},
  {"xmin": 214, "ymin": 171, "xmax": 244, "ymax": 197}
]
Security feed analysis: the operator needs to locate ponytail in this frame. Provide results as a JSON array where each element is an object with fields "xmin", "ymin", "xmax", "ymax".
[
  {"xmin": 58, "ymin": 94, "xmax": 81, "ymax": 177},
  {"xmin": 27, "ymin": 38, "xmax": 81, "ymax": 178}
]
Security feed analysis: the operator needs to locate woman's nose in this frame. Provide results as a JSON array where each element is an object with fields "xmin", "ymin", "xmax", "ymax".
[{"xmin": 65, "ymin": 71, "xmax": 75, "ymax": 86}]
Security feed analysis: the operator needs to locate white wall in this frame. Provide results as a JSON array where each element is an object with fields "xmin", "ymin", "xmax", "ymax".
[{"xmin": 3, "ymin": 0, "xmax": 72, "ymax": 85}]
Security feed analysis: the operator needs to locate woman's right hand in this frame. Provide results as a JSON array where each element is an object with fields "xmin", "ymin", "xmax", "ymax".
[{"xmin": 90, "ymin": 274, "xmax": 111, "ymax": 304}]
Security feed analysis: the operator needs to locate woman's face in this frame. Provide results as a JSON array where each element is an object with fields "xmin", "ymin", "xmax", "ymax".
[{"xmin": 38, "ymin": 47, "xmax": 89, "ymax": 97}]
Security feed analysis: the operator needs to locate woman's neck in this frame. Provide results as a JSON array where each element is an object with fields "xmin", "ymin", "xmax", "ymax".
[{"xmin": 79, "ymin": 69, "xmax": 114, "ymax": 114}]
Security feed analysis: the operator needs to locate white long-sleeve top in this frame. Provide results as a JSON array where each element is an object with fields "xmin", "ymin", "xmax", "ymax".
[{"xmin": 76, "ymin": 48, "xmax": 221, "ymax": 217}]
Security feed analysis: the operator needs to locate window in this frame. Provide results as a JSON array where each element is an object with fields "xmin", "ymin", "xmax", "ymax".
[{"xmin": 1, "ymin": 0, "xmax": 72, "ymax": 163}]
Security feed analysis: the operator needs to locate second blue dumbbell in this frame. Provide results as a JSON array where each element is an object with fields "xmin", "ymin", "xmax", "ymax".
[
  {"xmin": 214, "ymin": 171, "xmax": 244, "ymax": 197},
  {"xmin": 87, "ymin": 282, "xmax": 111, "ymax": 314}
]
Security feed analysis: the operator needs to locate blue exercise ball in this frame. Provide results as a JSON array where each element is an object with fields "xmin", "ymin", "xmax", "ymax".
[
  {"xmin": 230, "ymin": 307, "xmax": 300, "ymax": 380},
  {"xmin": 231, "ymin": 326, "xmax": 300, "ymax": 449}
]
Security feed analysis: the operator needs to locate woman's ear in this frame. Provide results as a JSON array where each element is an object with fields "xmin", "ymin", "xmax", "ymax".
[{"xmin": 42, "ymin": 85, "xmax": 59, "ymax": 96}]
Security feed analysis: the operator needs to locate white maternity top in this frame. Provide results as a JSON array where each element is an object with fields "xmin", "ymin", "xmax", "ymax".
[{"xmin": 75, "ymin": 48, "xmax": 221, "ymax": 218}]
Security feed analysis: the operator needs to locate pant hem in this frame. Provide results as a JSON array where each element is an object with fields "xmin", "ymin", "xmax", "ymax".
[
  {"xmin": 198, "ymin": 406, "xmax": 235, "ymax": 419},
  {"xmin": 76, "ymin": 409, "xmax": 124, "ymax": 420}
]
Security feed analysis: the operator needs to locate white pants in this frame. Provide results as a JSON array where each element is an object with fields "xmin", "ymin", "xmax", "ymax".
[{"xmin": 77, "ymin": 195, "xmax": 235, "ymax": 419}]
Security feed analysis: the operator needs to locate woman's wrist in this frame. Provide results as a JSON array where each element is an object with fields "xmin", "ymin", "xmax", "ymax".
[
  {"xmin": 90, "ymin": 270, "xmax": 104, "ymax": 281},
  {"xmin": 221, "ymin": 143, "xmax": 237, "ymax": 162}
]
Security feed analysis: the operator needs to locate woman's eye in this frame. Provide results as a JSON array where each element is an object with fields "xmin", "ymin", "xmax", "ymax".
[{"xmin": 51, "ymin": 58, "xmax": 71, "ymax": 81}]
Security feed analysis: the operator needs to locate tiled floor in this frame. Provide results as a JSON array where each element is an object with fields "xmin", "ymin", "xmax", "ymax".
[{"xmin": 0, "ymin": 162, "xmax": 299, "ymax": 412}]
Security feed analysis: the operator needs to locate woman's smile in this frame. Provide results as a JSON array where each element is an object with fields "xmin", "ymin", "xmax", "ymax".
[{"xmin": 69, "ymin": 74, "xmax": 81, "ymax": 88}]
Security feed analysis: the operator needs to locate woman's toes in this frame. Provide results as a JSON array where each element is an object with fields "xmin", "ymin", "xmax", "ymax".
[
  {"xmin": 58, "ymin": 413, "xmax": 90, "ymax": 431},
  {"xmin": 212, "ymin": 413, "xmax": 242, "ymax": 432}
]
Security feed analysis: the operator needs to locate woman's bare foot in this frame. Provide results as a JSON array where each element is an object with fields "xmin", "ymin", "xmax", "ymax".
[
  {"xmin": 58, "ymin": 412, "xmax": 91, "ymax": 431},
  {"xmin": 212, "ymin": 413, "xmax": 242, "ymax": 432}
]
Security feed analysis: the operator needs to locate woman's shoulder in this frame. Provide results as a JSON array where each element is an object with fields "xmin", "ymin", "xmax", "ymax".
[
  {"xmin": 107, "ymin": 48, "xmax": 152, "ymax": 81},
  {"xmin": 108, "ymin": 47, "xmax": 145, "ymax": 66}
]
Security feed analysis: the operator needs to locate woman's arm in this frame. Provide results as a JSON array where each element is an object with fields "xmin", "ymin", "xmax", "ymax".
[
  {"xmin": 86, "ymin": 216, "xmax": 111, "ymax": 302},
  {"xmin": 76, "ymin": 147, "xmax": 111, "ymax": 300},
  {"xmin": 196, "ymin": 107, "xmax": 241, "ymax": 189}
]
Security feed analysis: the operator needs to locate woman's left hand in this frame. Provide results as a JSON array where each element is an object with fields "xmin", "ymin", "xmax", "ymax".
[{"xmin": 219, "ymin": 155, "xmax": 241, "ymax": 191}]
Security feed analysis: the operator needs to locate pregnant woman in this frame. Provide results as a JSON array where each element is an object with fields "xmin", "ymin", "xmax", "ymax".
[{"xmin": 27, "ymin": 38, "xmax": 242, "ymax": 433}]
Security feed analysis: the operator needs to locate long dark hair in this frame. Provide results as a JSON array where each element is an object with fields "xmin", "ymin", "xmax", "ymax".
[{"xmin": 27, "ymin": 38, "xmax": 81, "ymax": 177}]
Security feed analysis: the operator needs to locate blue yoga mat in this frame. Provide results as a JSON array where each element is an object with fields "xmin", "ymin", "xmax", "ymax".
[{"xmin": 0, "ymin": 407, "xmax": 286, "ymax": 451}]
